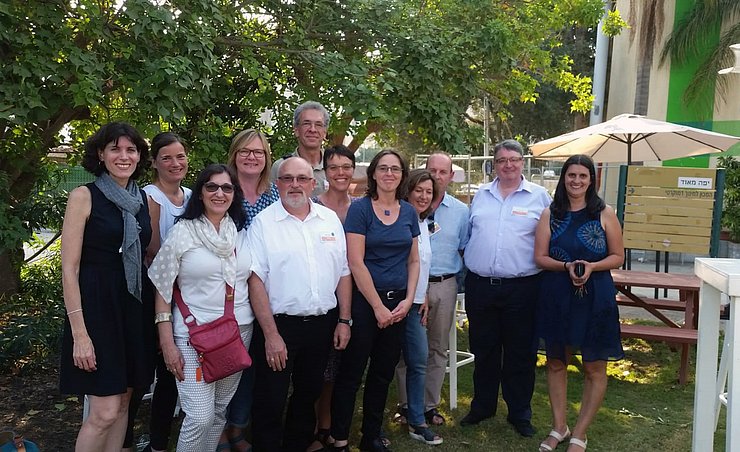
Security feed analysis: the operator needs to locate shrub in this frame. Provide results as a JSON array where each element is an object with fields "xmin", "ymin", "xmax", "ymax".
[
  {"xmin": 719, "ymin": 156, "xmax": 740, "ymax": 242},
  {"xmin": 0, "ymin": 236, "xmax": 64, "ymax": 374}
]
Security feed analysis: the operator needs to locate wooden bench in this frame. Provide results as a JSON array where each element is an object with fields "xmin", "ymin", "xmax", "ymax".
[
  {"xmin": 620, "ymin": 323, "xmax": 697, "ymax": 384},
  {"xmin": 615, "ymin": 294, "xmax": 687, "ymax": 312},
  {"xmin": 620, "ymin": 323, "xmax": 698, "ymax": 343}
]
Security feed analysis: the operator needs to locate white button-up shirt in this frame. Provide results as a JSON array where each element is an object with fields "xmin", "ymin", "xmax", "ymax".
[
  {"xmin": 247, "ymin": 200, "xmax": 350, "ymax": 316},
  {"xmin": 464, "ymin": 176, "xmax": 551, "ymax": 278}
]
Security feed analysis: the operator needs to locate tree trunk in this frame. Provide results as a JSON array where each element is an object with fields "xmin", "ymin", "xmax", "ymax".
[{"xmin": 0, "ymin": 246, "xmax": 24, "ymax": 298}]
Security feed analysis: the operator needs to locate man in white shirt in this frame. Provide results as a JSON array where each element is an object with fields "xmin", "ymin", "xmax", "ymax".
[
  {"xmin": 247, "ymin": 157, "xmax": 352, "ymax": 451},
  {"xmin": 270, "ymin": 101, "xmax": 330, "ymax": 196},
  {"xmin": 461, "ymin": 140, "xmax": 551, "ymax": 438}
]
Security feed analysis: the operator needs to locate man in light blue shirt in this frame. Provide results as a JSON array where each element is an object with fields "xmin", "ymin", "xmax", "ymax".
[
  {"xmin": 460, "ymin": 140, "xmax": 551, "ymax": 438},
  {"xmin": 419, "ymin": 152, "xmax": 469, "ymax": 426}
]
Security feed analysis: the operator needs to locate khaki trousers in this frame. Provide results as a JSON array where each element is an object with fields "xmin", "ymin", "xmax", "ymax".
[{"xmin": 424, "ymin": 276, "xmax": 459, "ymax": 411}]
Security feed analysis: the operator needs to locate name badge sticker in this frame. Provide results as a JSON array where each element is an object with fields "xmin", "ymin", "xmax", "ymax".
[
  {"xmin": 428, "ymin": 221, "xmax": 441, "ymax": 236},
  {"xmin": 511, "ymin": 206, "xmax": 529, "ymax": 217},
  {"xmin": 320, "ymin": 232, "xmax": 337, "ymax": 242}
]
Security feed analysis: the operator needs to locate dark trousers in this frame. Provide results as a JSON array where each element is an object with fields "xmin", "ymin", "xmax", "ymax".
[
  {"xmin": 251, "ymin": 312, "xmax": 335, "ymax": 452},
  {"xmin": 331, "ymin": 290, "xmax": 406, "ymax": 443},
  {"xmin": 465, "ymin": 272, "xmax": 540, "ymax": 422},
  {"xmin": 123, "ymin": 353, "xmax": 178, "ymax": 449},
  {"xmin": 148, "ymin": 353, "xmax": 179, "ymax": 450}
]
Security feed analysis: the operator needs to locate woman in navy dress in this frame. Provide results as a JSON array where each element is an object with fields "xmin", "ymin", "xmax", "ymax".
[{"xmin": 533, "ymin": 155, "xmax": 624, "ymax": 452}]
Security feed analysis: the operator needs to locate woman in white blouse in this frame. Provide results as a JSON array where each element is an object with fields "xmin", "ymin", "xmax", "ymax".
[
  {"xmin": 149, "ymin": 164, "xmax": 253, "ymax": 452},
  {"xmin": 394, "ymin": 169, "xmax": 443, "ymax": 445}
]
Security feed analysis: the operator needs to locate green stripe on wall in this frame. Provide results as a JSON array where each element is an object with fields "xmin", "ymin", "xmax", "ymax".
[
  {"xmin": 663, "ymin": 0, "xmax": 722, "ymax": 168},
  {"xmin": 665, "ymin": 0, "xmax": 720, "ymax": 124}
]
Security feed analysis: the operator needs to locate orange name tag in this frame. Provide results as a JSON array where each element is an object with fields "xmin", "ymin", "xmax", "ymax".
[{"xmin": 196, "ymin": 367, "xmax": 202, "ymax": 382}]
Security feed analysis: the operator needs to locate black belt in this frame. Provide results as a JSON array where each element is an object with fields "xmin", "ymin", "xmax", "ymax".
[
  {"xmin": 378, "ymin": 289, "xmax": 407, "ymax": 301},
  {"xmin": 468, "ymin": 271, "xmax": 539, "ymax": 286},
  {"xmin": 274, "ymin": 313, "xmax": 328, "ymax": 321},
  {"xmin": 429, "ymin": 273, "xmax": 456, "ymax": 283}
]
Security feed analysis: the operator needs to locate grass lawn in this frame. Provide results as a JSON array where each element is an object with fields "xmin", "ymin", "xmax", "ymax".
[{"xmin": 364, "ymin": 324, "xmax": 726, "ymax": 452}]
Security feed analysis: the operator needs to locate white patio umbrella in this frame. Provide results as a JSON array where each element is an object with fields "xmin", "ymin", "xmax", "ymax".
[
  {"xmin": 530, "ymin": 113, "xmax": 740, "ymax": 164},
  {"xmin": 718, "ymin": 43, "xmax": 740, "ymax": 74}
]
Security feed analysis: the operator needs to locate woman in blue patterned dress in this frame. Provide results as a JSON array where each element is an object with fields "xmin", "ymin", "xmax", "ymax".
[
  {"xmin": 533, "ymin": 155, "xmax": 624, "ymax": 452},
  {"xmin": 220, "ymin": 129, "xmax": 280, "ymax": 451}
]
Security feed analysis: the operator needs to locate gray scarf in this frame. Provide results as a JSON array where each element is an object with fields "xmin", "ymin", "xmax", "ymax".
[{"xmin": 94, "ymin": 172, "xmax": 144, "ymax": 302}]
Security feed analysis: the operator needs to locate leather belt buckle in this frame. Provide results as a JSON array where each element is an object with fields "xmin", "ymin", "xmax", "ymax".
[
  {"xmin": 489, "ymin": 277, "xmax": 503, "ymax": 285},
  {"xmin": 429, "ymin": 273, "xmax": 455, "ymax": 283}
]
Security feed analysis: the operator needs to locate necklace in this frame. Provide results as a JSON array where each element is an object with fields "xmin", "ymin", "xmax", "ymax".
[{"xmin": 384, "ymin": 209, "xmax": 391, "ymax": 216}]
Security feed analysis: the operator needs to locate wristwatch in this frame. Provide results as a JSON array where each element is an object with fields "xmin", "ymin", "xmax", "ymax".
[{"xmin": 338, "ymin": 318, "xmax": 353, "ymax": 327}]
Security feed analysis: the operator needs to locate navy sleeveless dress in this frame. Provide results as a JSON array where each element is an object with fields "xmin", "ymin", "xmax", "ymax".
[
  {"xmin": 535, "ymin": 208, "xmax": 624, "ymax": 362},
  {"xmin": 59, "ymin": 182, "xmax": 156, "ymax": 396}
]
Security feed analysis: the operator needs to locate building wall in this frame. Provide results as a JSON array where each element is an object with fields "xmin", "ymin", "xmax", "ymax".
[{"xmin": 606, "ymin": 0, "xmax": 740, "ymax": 168}]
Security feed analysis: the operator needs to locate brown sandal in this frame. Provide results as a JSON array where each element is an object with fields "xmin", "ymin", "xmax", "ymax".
[{"xmin": 424, "ymin": 408, "xmax": 446, "ymax": 426}]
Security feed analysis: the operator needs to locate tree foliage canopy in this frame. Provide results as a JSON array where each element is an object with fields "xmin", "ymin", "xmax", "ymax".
[{"xmin": 0, "ymin": 0, "xmax": 618, "ymax": 276}]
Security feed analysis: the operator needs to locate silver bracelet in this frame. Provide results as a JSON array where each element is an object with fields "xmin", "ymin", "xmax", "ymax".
[
  {"xmin": 66, "ymin": 308, "xmax": 83, "ymax": 316},
  {"xmin": 154, "ymin": 312, "xmax": 173, "ymax": 325}
]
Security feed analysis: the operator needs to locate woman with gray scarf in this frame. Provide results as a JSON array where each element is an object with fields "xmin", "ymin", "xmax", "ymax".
[{"xmin": 60, "ymin": 122, "xmax": 155, "ymax": 451}]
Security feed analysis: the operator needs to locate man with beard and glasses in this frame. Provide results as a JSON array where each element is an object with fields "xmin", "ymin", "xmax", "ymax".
[{"xmin": 247, "ymin": 157, "xmax": 353, "ymax": 451}]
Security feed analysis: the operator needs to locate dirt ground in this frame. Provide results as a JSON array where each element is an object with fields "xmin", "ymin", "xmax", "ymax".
[
  {"xmin": 1, "ymin": 368, "xmax": 162, "ymax": 451},
  {"xmin": 1, "ymin": 368, "xmax": 81, "ymax": 451}
]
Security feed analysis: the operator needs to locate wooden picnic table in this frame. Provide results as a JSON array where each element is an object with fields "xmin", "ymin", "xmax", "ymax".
[{"xmin": 611, "ymin": 269, "xmax": 701, "ymax": 384}]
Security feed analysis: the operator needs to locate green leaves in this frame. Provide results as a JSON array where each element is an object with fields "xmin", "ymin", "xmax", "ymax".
[{"xmin": 0, "ymin": 0, "xmax": 607, "ymax": 262}]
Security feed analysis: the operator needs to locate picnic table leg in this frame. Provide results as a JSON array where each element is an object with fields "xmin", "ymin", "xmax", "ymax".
[{"xmin": 679, "ymin": 344, "xmax": 689, "ymax": 385}]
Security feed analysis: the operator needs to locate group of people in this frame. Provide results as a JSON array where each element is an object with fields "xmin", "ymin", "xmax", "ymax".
[{"xmin": 60, "ymin": 100, "xmax": 625, "ymax": 452}]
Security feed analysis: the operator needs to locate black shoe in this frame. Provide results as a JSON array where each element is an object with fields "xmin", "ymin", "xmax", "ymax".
[
  {"xmin": 460, "ymin": 411, "xmax": 493, "ymax": 426},
  {"xmin": 359, "ymin": 436, "xmax": 391, "ymax": 452},
  {"xmin": 508, "ymin": 419, "xmax": 536, "ymax": 437}
]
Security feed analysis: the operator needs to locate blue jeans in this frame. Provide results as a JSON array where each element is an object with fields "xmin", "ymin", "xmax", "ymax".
[
  {"xmin": 226, "ymin": 365, "xmax": 255, "ymax": 428},
  {"xmin": 396, "ymin": 303, "xmax": 429, "ymax": 426}
]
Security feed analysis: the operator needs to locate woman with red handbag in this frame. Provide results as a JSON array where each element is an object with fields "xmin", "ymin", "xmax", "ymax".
[{"xmin": 149, "ymin": 164, "xmax": 253, "ymax": 452}]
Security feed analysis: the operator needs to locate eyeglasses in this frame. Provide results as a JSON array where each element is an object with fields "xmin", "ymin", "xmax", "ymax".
[
  {"xmin": 376, "ymin": 165, "xmax": 403, "ymax": 174},
  {"xmin": 299, "ymin": 120, "xmax": 326, "ymax": 130},
  {"xmin": 237, "ymin": 148, "xmax": 266, "ymax": 158},
  {"xmin": 204, "ymin": 182, "xmax": 235, "ymax": 194},
  {"xmin": 277, "ymin": 175, "xmax": 313, "ymax": 184},
  {"xmin": 494, "ymin": 156, "xmax": 524, "ymax": 165},
  {"xmin": 326, "ymin": 164, "xmax": 354, "ymax": 172}
]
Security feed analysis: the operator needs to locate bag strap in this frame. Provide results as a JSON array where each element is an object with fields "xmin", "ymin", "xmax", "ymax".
[{"xmin": 173, "ymin": 282, "xmax": 235, "ymax": 328}]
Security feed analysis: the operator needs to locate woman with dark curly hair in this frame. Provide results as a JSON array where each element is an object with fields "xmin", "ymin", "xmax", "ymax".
[
  {"xmin": 533, "ymin": 155, "xmax": 624, "ymax": 452},
  {"xmin": 60, "ymin": 122, "xmax": 155, "ymax": 451}
]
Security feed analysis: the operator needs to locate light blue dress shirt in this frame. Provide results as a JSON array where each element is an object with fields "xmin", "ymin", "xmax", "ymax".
[
  {"xmin": 429, "ymin": 193, "xmax": 470, "ymax": 276},
  {"xmin": 464, "ymin": 177, "xmax": 551, "ymax": 278}
]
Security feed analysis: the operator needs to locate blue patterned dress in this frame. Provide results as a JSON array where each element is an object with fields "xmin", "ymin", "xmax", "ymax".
[
  {"xmin": 535, "ymin": 208, "xmax": 624, "ymax": 362},
  {"xmin": 243, "ymin": 183, "xmax": 280, "ymax": 228}
]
